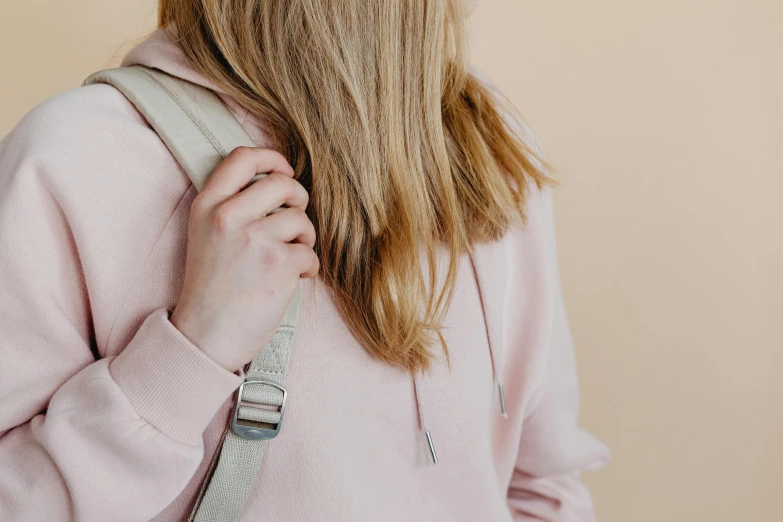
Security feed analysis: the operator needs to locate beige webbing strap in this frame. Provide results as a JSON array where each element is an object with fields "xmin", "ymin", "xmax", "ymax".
[
  {"xmin": 83, "ymin": 66, "xmax": 302, "ymax": 522},
  {"xmin": 190, "ymin": 323, "xmax": 299, "ymax": 522}
]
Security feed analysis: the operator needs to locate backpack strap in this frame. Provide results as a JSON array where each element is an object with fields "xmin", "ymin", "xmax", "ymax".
[{"xmin": 83, "ymin": 65, "xmax": 301, "ymax": 522}]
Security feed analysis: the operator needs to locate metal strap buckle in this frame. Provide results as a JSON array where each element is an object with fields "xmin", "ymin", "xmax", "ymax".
[{"xmin": 231, "ymin": 379, "xmax": 287, "ymax": 440}]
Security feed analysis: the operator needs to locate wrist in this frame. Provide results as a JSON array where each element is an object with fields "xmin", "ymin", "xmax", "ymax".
[{"xmin": 168, "ymin": 306, "xmax": 240, "ymax": 373}]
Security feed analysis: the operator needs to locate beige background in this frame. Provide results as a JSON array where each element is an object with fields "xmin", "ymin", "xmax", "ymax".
[{"xmin": 1, "ymin": 1, "xmax": 781, "ymax": 521}]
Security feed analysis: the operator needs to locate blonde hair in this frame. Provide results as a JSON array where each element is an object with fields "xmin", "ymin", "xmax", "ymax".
[{"xmin": 159, "ymin": 0, "xmax": 553, "ymax": 373}]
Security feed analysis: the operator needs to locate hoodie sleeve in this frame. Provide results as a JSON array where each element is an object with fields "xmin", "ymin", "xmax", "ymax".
[
  {"xmin": 506, "ymin": 186, "xmax": 610, "ymax": 521},
  {"xmin": 0, "ymin": 91, "xmax": 242, "ymax": 521}
]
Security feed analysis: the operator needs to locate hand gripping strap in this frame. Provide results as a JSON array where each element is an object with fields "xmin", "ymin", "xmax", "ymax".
[{"xmin": 83, "ymin": 66, "xmax": 302, "ymax": 522}]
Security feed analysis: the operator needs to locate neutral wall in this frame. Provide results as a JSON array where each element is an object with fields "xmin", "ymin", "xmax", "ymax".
[
  {"xmin": 1, "ymin": 1, "xmax": 781, "ymax": 521},
  {"xmin": 469, "ymin": 3, "xmax": 782, "ymax": 521}
]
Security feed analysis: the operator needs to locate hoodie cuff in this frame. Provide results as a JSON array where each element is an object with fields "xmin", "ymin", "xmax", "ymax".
[{"xmin": 110, "ymin": 308, "xmax": 243, "ymax": 445}]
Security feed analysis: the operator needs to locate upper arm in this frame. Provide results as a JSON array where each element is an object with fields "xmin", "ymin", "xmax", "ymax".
[
  {"xmin": 0, "ymin": 84, "xmax": 243, "ymax": 521},
  {"xmin": 0, "ymin": 83, "xmax": 193, "ymax": 425},
  {"xmin": 0, "ymin": 108, "xmax": 96, "ymax": 428}
]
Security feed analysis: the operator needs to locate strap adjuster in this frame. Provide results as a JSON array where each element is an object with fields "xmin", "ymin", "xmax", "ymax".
[{"xmin": 231, "ymin": 379, "xmax": 287, "ymax": 440}]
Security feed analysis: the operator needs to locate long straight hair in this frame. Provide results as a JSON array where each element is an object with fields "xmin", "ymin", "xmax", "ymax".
[{"xmin": 159, "ymin": 0, "xmax": 553, "ymax": 373}]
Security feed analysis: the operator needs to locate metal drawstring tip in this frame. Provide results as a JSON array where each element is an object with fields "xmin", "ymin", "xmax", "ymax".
[
  {"xmin": 425, "ymin": 431, "xmax": 439, "ymax": 464},
  {"xmin": 498, "ymin": 383, "xmax": 508, "ymax": 418}
]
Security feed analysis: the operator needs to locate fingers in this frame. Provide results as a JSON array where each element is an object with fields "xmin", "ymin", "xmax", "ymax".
[
  {"xmin": 190, "ymin": 146, "xmax": 319, "ymax": 280},
  {"xmin": 287, "ymin": 242, "xmax": 320, "ymax": 278},
  {"xmin": 253, "ymin": 207, "xmax": 316, "ymax": 248},
  {"xmin": 200, "ymin": 147, "xmax": 295, "ymax": 203},
  {"xmin": 225, "ymin": 171, "xmax": 310, "ymax": 222}
]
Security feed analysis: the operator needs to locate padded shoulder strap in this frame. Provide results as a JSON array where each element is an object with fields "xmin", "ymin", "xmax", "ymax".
[
  {"xmin": 83, "ymin": 65, "xmax": 256, "ymax": 190},
  {"xmin": 84, "ymin": 66, "xmax": 301, "ymax": 522}
]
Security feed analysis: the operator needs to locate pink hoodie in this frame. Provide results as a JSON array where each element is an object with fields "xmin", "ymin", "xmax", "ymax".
[{"xmin": 0, "ymin": 28, "xmax": 609, "ymax": 522}]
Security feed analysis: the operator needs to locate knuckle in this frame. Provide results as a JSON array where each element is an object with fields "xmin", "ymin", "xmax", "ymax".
[
  {"xmin": 266, "ymin": 171, "xmax": 289, "ymax": 187},
  {"xmin": 239, "ymin": 225, "xmax": 263, "ymax": 251},
  {"xmin": 267, "ymin": 149, "xmax": 293, "ymax": 171},
  {"xmin": 229, "ymin": 146, "xmax": 254, "ymax": 160},
  {"xmin": 289, "ymin": 206, "xmax": 308, "ymax": 221},
  {"xmin": 284, "ymin": 207, "xmax": 312, "ymax": 231},
  {"xmin": 211, "ymin": 204, "xmax": 236, "ymax": 233},
  {"xmin": 266, "ymin": 173, "xmax": 294, "ymax": 197},
  {"xmin": 303, "ymin": 212, "xmax": 316, "ymax": 232},
  {"xmin": 267, "ymin": 149, "xmax": 287, "ymax": 163},
  {"xmin": 268, "ymin": 173, "xmax": 306, "ymax": 202},
  {"xmin": 190, "ymin": 193, "xmax": 210, "ymax": 214},
  {"xmin": 298, "ymin": 185, "xmax": 310, "ymax": 207}
]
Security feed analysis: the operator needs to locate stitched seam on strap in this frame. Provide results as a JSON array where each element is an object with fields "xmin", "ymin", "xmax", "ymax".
[{"xmin": 136, "ymin": 67, "xmax": 229, "ymax": 158}]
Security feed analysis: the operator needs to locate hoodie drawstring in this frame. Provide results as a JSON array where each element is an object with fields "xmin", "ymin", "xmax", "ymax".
[
  {"xmin": 413, "ymin": 373, "xmax": 438, "ymax": 464},
  {"xmin": 468, "ymin": 250, "xmax": 508, "ymax": 419},
  {"xmin": 411, "ymin": 251, "xmax": 508, "ymax": 466},
  {"xmin": 489, "ymin": 350, "xmax": 508, "ymax": 419}
]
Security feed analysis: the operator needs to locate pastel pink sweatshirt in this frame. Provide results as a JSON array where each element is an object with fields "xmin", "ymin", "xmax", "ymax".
[{"xmin": 0, "ymin": 29, "xmax": 609, "ymax": 522}]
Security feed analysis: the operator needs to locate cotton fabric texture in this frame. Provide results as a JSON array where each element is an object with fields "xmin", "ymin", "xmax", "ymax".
[{"xmin": 0, "ymin": 28, "xmax": 609, "ymax": 522}]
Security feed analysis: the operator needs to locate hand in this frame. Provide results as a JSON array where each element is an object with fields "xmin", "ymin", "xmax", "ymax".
[{"xmin": 169, "ymin": 147, "xmax": 319, "ymax": 372}]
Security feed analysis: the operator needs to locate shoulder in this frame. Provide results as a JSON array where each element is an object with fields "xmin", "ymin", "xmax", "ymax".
[
  {"xmin": 1, "ymin": 82, "xmax": 193, "ymax": 227},
  {"xmin": 8, "ymin": 83, "xmax": 146, "ymax": 157},
  {"xmin": 0, "ymin": 83, "xmax": 196, "ymax": 300},
  {"xmin": 0, "ymin": 83, "xmax": 197, "ymax": 346},
  {"xmin": 468, "ymin": 64, "xmax": 550, "ymax": 173},
  {"xmin": 4, "ymin": 83, "xmax": 188, "ymax": 186}
]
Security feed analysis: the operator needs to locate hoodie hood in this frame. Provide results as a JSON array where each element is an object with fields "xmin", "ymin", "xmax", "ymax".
[
  {"xmin": 122, "ymin": 27, "xmax": 217, "ymax": 92},
  {"xmin": 122, "ymin": 27, "xmax": 274, "ymax": 149}
]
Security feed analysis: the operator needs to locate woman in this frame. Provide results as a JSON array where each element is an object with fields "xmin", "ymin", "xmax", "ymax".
[{"xmin": 0, "ymin": 0, "xmax": 609, "ymax": 520}]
